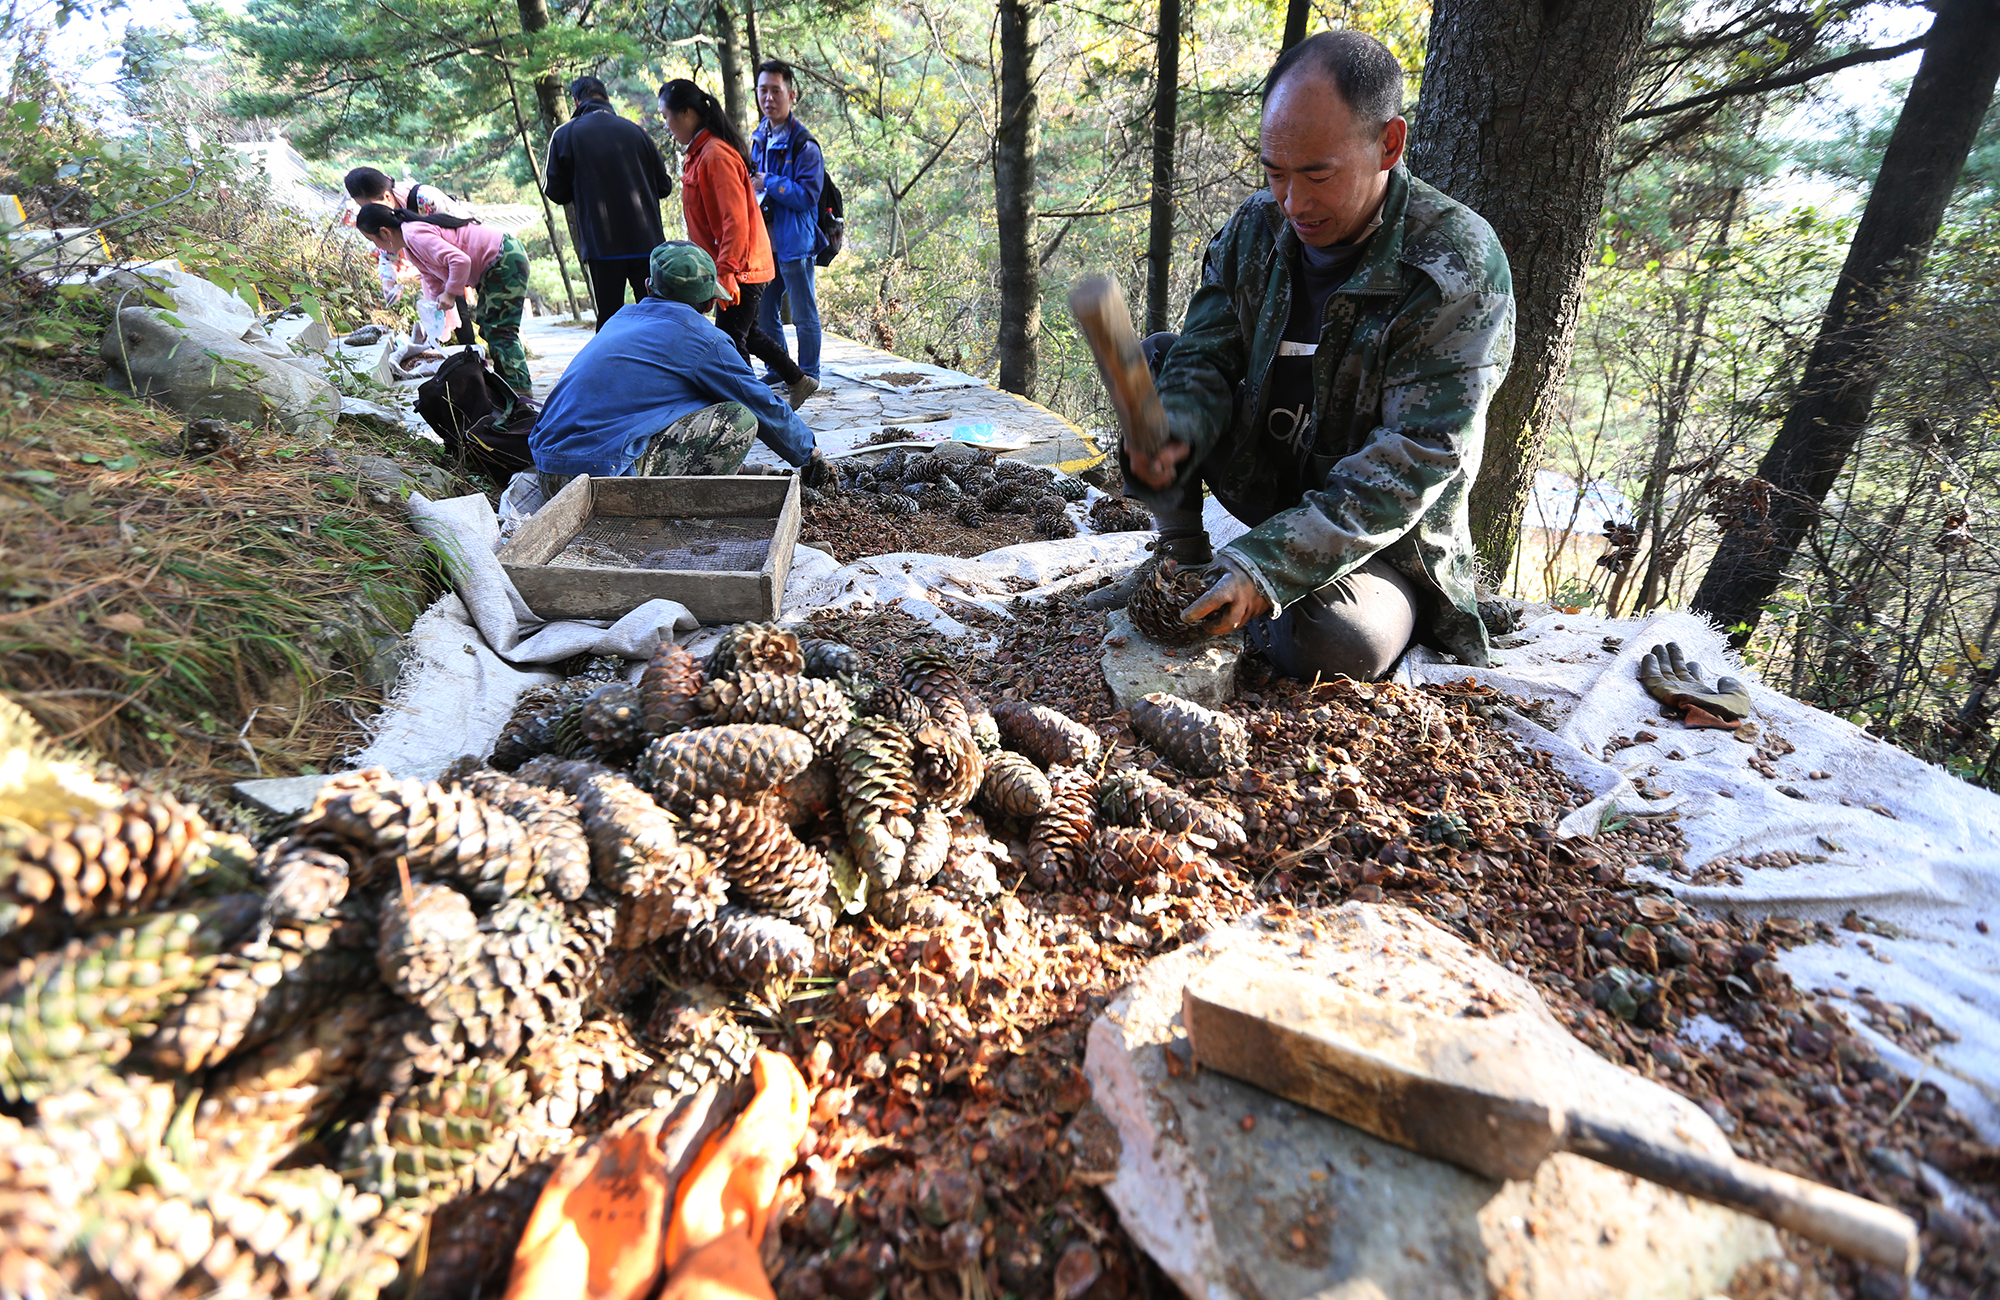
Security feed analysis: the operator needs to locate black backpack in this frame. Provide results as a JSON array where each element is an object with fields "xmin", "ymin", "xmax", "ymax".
[
  {"xmin": 816, "ymin": 175, "xmax": 845, "ymax": 268},
  {"xmin": 413, "ymin": 348, "xmax": 539, "ymax": 485}
]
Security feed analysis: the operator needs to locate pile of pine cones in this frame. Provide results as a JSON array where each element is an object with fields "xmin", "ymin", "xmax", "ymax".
[
  {"xmin": 805, "ymin": 448, "xmax": 1088, "ymax": 540},
  {"xmin": 0, "ymin": 622, "xmax": 1252, "ymax": 1299}
]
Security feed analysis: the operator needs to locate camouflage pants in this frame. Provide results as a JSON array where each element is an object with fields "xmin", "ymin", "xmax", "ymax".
[
  {"xmin": 635, "ymin": 401, "xmax": 759, "ymax": 475},
  {"xmin": 475, "ymin": 235, "xmax": 532, "ymax": 396}
]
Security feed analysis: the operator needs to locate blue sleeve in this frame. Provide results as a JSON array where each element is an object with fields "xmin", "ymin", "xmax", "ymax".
[
  {"xmin": 763, "ymin": 139, "xmax": 824, "ymax": 214},
  {"xmin": 698, "ymin": 330, "xmax": 817, "ymax": 465}
]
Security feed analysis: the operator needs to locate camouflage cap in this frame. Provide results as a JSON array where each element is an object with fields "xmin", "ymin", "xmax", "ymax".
[{"xmin": 649, "ymin": 241, "xmax": 724, "ymax": 306}]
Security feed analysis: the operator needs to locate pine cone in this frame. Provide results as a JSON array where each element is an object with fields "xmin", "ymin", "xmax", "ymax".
[
  {"xmin": 800, "ymin": 637, "xmax": 863, "ymax": 681},
  {"xmin": 911, "ymin": 722, "xmax": 984, "ymax": 811},
  {"xmin": 836, "ymin": 718, "xmax": 917, "ymax": 891},
  {"xmin": 489, "ymin": 681, "xmax": 593, "ymax": 770},
  {"xmin": 562, "ymin": 653, "xmax": 629, "ymax": 683},
  {"xmin": 878, "ymin": 492, "xmax": 919, "ymax": 517},
  {"xmin": 256, "ymin": 840, "xmax": 351, "ymax": 925},
  {"xmin": 1421, "ymin": 810, "xmax": 1472, "ymax": 849},
  {"xmin": 759, "ymin": 757, "xmax": 836, "ymax": 827},
  {"xmin": 1088, "ymin": 495, "xmax": 1154, "ymax": 533},
  {"xmin": 448, "ymin": 767, "xmax": 592, "ymax": 901},
  {"xmin": 1091, "ymin": 826, "xmax": 1207, "ymax": 886},
  {"xmin": 978, "ymin": 484, "xmax": 1019, "ymax": 512},
  {"xmin": 632, "ymin": 985, "xmax": 757, "ymax": 1108},
  {"xmin": 145, "ymin": 921, "xmax": 372, "ymax": 1073},
  {"xmin": 978, "ymin": 750, "xmax": 1054, "ymax": 817},
  {"xmin": 639, "ymin": 641, "xmax": 707, "ymax": 737},
  {"xmin": 376, "ymin": 881, "xmax": 479, "ymax": 1004},
  {"xmin": 869, "ymin": 886, "xmax": 974, "ymax": 930},
  {"xmin": 349, "ymin": 1061, "xmax": 532, "ymax": 1206},
  {"xmin": 900, "ymin": 650, "xmax": 976, "ymax": 718},
  {"xmin": 676, "ymin": 906, "xmax": 814, "ymax": 986},
  {"xmin": 1129, "ymin": 692, "xmax": 1249, "ymax": 775},
  {"xmin": 426, "ymin": 893, "xmax": 603, "ymax": 1062},
  {"xmin": 1, "ymin": 786, "xmax": 208, "ymax": 942},
  {"xmin": 1126, "ymin": 557, "xmax": 1209, "ymax": 645},
  {"xmin": 1052, "ymin": 474, "xmax": 1089, "ymax": 502},
  {"xmin": 954, "ymin": 504, "xmax": 986, "ymax": 529},
  {"xmin": 993, "ymin": 701, "xmax": 1102, "ymax": 770},
  {"xmin": 708, "ymin": 622, "xmax": 805, "ymax": 677},
  {"xmin": 0, "ymin": 896, "xmax": 261, "ymax": 1102},
  {"xmin": 1098, "ymin": 768, "xmax": 1247, "ymax": 854},
  {"xmin": 522, "ymin": 1018, "xmax": 654, "ymax": 1129},
  {"xmin": 1024, "ymin": 766, "xmax": 1099, "ymax": 890},
  {"xmin": 1034, "ymin": 509, "xmax": 1078, "ymax": 539},
  {"xmin": 865, "ymin": 682, "xmax": 935, "ymax": 734},
  {"xmin": 575, "ymin": 768, "xmax": 685, "ymax": 891},
  {"xmin": 904, "ymin": 806, "xmax": 951, "ymax": 886},
  {"xmin": 610, "ymin": 853, "xmax": 725, "ymax": 949},
  {"xmin": 580, "ymin": 681, "xmax": 646, "ymax": 758},
  {"xmin": 299, "ymin": 769, "xmax": 537, "ymax": 902},
  {"xmin": 696, "ymin": 671, "xmax": 852, "ymax": 752},
  {"xmin": 188, "ymin": 993, "xmax": 387, "ymax": 1191},
  {"xmin": 684, "ymin": 796, "xmax": 831, "ymax": 920},
  {"xmin": 641, "ymin": 724, "xmax": 815, "ymax": 813}
]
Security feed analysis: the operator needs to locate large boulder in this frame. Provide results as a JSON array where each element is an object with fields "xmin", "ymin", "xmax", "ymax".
[
  {"xmin": 1081, "ymin": 904, "xmax": 1781, "ymax": 1299},
  {"xmin": 90, "ymin": 263, "xmax": 256, "ymax": 335},
  {"xmin": 100, "ymin": 306, "xmax": 339, "ymax": 440}
]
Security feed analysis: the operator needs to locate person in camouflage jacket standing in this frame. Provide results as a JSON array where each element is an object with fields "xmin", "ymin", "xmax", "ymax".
[{"xmin": 1101, "ymin": 31, "xmax": 1514, "ymax": 677}]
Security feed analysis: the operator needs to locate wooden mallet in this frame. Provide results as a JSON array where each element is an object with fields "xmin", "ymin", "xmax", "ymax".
[
  {"xmin": 1183, "ymin": 960, "xmax": 1920, "ymax": 1279},
  {"xmin": 1067, "ymin": 272, "xmax": 1170, "ymax": 463}
]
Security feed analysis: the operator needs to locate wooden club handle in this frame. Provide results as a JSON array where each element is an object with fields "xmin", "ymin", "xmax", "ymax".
[
  {"xmin": 1067, "ymin": 272, "xmax": 1170, "ymax": 461},
  {"xmin": 1565, "ymin": 1115, "xmax": 1919, "ymax": 1277}
]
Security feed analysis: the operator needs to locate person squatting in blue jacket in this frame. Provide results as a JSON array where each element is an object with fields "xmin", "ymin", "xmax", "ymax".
[{"xmin": 749, "ymin": 59, "xmax": 826, "ymax": 382}]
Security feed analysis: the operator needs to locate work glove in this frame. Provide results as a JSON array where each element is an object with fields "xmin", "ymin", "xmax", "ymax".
[
  {"xmin": 1638, "ymin": 642, "xmax": 1754, "ymax": 724},
  {"xmin": 800, "ymin": 450, "xmax": 834, "ymax": 490}
]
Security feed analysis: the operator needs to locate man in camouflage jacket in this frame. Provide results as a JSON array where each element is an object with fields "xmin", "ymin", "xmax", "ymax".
[{"xmin": 1115, "ymin": 31, "xmax": 1514, "ymax": 676}]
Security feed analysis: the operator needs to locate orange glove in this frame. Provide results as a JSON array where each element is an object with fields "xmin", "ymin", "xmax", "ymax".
[
  {"xmin": 661, "ymin": 1051, "xmax": 810, "ymax": 1300},
  {"xmin": 504, "ymin": 1085, "xmax": 735, "ymax": 1300}
]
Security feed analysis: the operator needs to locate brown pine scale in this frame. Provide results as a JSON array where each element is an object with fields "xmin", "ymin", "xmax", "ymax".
[
  {"xmin": 993, "ymin": 700, "xmax": 1102, "ymax": 770},
  {"xmin": 580, "ymin": 682, "xmax": 646, "ymax": 758},
  {"xmin": 297, "ymin": 769, "xmax": 537, "ymax": 902},
  {"xmin": 1024, "ymin": 764, "xmax": 1099, "ymax": 889},
  {"xmin": 1128, "ymin": 691, "xmax": 1249, "ymax": 775},
  {"xmin": 976, "ymin": 749, "xmax": 1053, "ymax": 817},
  {"xmin": 706, "ymin": 622, "xmax": 805, "ymax": 678},
  {"xmin": 255, "ymin": 840, "xmax": 351, "ymax": 924},
  {"xmin": 911, "ymin": 721, "xmax": 985, "ymax": 811},
  {"xmin": 0, "ymin": 788, "xmax": 207, "ymax": 941},
  {"xmin": 640, "ymin": 724, "xmax": 815, "ymax": 813},
  {"xmin": 1091, "ymin": 826, "xmax": 1207, "ymax": 886},
  {"xmin": 638, "ymin": 642, "xmax": 707, "ymax": 737},
  {"xmin": 760, "ymin": 757, "xmax": 837, "ymax": 827},
  {"xmin": 1125, "ymin": 557, "xmax": 1210, "ymax": 645},
  {"xmin": 695, "ymin": 671, "xmax": 851, "ymax": 752},
  {"xmin": 1097, "ymin": 767, "xmax": 1248, "ymax": 855},
  {"xmin": 683, "ymin": 795, "xmax": 831, "ymax": 920},
  {"xmin": 445, "ymin": 765, "xmax": 593, "ymax": 901}
]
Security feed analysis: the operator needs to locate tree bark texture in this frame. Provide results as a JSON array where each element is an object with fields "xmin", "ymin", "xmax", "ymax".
[
  {"xmin": 745, "ymin": 0, "xmax": 761, "ymax": 83},
  {"xmin": 715, "ymin": 0, "xmax": 749, "ymax": 136},
  {"xmin": 1281, "ymin": 0, "xmax": 1310, "ymax": 51},
  {"xmin": 515, "ymin": 0, "xmax": 567, "ymax": 141},
  {"xmin": 994, "ymin": 0, "xmax": 1042, "ymax": 396},
  {"xmin": 1144, "ymin": 0, "xmax": 1181, "ymax": 335},
  {"xmin": 1405, "ymin": 0, "xmax": 1657, "ymax": 580},
  {"xmin": 1692, "ymin": 0, "xmax": 2000, "ymax": 643}
]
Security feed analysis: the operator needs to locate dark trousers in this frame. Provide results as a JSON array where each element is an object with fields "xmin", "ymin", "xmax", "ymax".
[
  {"xmin": 715, "ymin": 281, "xmax": 804, "ymax": 384},
  {"xmin": 588, "ymin": 256, "xmax": 652, "ymax": 330}
]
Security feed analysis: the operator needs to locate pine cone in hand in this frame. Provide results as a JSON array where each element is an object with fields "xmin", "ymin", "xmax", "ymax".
[
  {"xmin": 1128, "ymin": 692, "xmax": 1248, "ymax": 776},
  {"xmin": 1126, "ymin": 557, "xmax": 1209, "ymax": 646},
  {"xmin": 993, "ymin": 701, "xmax": 1102, "ymax": 770}
]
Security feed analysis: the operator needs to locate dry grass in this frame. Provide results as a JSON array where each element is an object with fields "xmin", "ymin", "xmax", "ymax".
[{"xmin": 0, "ymin": 378, "xmax": 466, "ymax": 791}]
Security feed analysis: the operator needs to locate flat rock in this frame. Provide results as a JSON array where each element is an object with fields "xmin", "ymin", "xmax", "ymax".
[
  {"xmin": 100, "ymin": 306, "xmax": 339, "ymax": 439},
  {"xmin": 1101, "ymin": 607, "xmax": 1242, "ymax": 710},
  {"xmin": 262, "ymin": 309, "xmax": 334, "ymax": 354},
  {"xmin": 339, "ymin": 396, "xmax": 428, "ymax": 438},
  {"xmin": 1082, "ymin": 904, "xmax": 1779, "ymax": 1300},
  {"xmin": 90, "ymin": 263, "xmax": 255, "ymax": 334},
  {"xmin": 232, "ymin": 774, "xmax": 334, "ymax": 819}
]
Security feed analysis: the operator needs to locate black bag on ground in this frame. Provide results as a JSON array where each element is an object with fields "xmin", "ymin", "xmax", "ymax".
[
  {"xmin": 413, "ymin": 348, "xmax": 539, "ymax": 483},
  {"xmin": 816, "ymin": 175, "xmax": 845, "ymax": 269}
]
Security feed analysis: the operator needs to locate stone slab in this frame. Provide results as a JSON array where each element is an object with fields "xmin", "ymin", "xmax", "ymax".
[
  {"xmin": 100, "ymin": 307, "xmax": 339, "ymax": 440},
  {"xmin": 1101, "ymin": 608, "xmax": 1242, "ymax": 710},
  {"xmin": 1082, "ymin": 904, "xmax": 1780, "ymax": 1300},
  {"xmin": 232, "ymin": 774, "xmax": 334, "ymax": 819},
  {"xmin": 262, "ymin": 309, "xmax": 335, "ymax": 354}
]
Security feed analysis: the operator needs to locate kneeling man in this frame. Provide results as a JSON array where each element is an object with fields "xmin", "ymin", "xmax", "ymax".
[{"xmin": 530, "ymin": 241, "xmax": 833, "ymax": 491}]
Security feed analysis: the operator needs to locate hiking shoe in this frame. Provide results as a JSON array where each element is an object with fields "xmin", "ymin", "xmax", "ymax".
[
  {"xmin": 1082, "ymin": 527, "xmax": 1214, "ymax": 611},
  {"xmin": 785, "ymin": 375, "xmax": 820, "ymax": 410}
]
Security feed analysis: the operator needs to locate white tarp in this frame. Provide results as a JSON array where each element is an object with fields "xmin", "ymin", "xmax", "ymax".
[{"xmin": 1400, "ymin": 610, "xmax": 2000, "ymax": 1140}]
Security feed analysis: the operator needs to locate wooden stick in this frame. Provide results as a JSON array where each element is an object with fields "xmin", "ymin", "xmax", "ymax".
[{"xmin": 1067, "ymin": 273, "xmax": 1169, "ymax": 461}]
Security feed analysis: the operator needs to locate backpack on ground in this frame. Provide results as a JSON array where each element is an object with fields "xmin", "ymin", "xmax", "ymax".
[
  {"xmin": 413, "ymin": 348, "xmax": 539, "ymax": 484},
  {"xmin": 816, "ymin": 175, "xmax": 845, "ymax": 268}
]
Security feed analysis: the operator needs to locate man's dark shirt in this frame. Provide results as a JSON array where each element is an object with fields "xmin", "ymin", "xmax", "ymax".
[
  {"xmin": 543, "ymin": 101, "xmax": 674, "ymax": 262},
  {"xmin": 1263, "ymin": 236, "xmax": 1370, "ymax": 476}
]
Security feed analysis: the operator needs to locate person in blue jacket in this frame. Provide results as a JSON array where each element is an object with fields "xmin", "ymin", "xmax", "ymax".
[
  {"xmin": 529, "ymin": 242, "xmax": 834, "ymax": 493},
  {"xmin": 750, "ymin": 59, "xmax": 825, "ymax": 383}
]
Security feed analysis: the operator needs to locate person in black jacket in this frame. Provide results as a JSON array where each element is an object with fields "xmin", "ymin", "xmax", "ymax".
[{"xmin": 543, "ymin": 76, "xmax": 675, "ymax": 329}]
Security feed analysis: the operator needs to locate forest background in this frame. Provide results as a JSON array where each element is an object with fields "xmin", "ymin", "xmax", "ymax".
[{"xmin": 3, "ymin": 0, "xmax": 1999, "ymax": 786}]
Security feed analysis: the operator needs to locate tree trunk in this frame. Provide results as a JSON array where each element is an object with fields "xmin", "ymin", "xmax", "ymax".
[
  {"xmin": 1144, "ymin": 0, "xmax": 1181, "ymax": 335},
  {"xmin": 1281, "ymin": 0, "xmax": 1310, "ymax": 50},
  {"xmin": 994, "ymin": 0, "xmax": 1042, "ymax": 396},
  {"xmin": 1692, "ymin": 0, "xmax": 2000, "ymax": 644},
  {"xmin": 515, "ymin": 0, "xmax": 566, "ymax": 140},
  {"xmin": 714, "ymin": 0, "xmax": 749, "ymax": 135},
  {"xmin": 745, "ymin": 0, "xmax": 760, "ymax": 81},
  {"xmin": 1405, "ymin": 0, "xmax": 1657, "ymax": 580}
]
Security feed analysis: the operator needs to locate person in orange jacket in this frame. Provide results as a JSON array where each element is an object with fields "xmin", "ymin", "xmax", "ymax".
[{"xmin": 659, "ymin": 79, "xmax": 818, "ymax": 412}]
